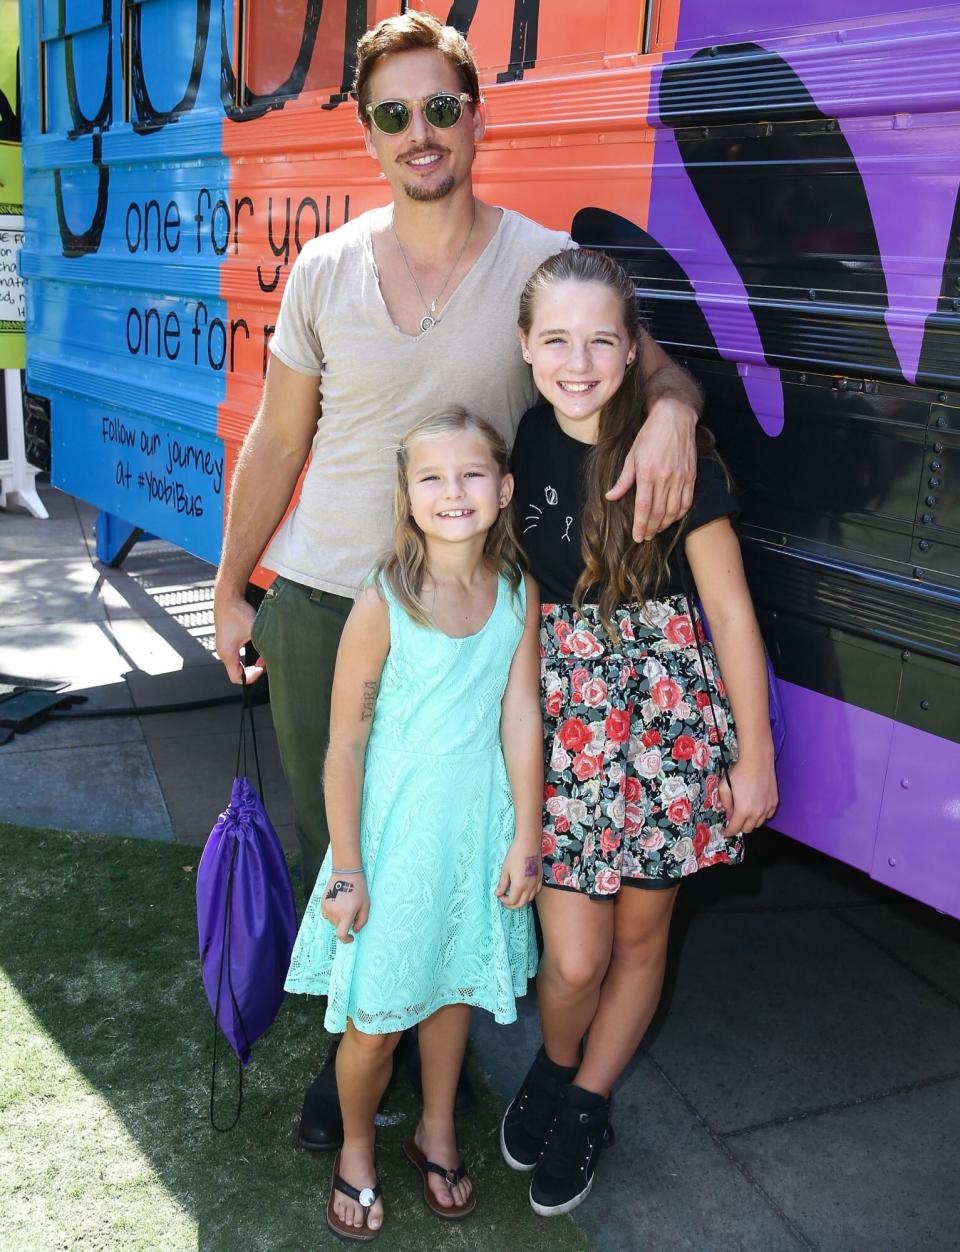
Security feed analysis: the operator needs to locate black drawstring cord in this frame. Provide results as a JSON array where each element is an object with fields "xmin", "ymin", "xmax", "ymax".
[
  {"xmin": 209, "ymin": 674, "xmax": 262, "ymax": 1131},
  {"xmin": 680, "ymin": 560, "xmax": 732, "ymax": 789}
]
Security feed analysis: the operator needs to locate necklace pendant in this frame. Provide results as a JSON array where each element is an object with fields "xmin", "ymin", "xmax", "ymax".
[{"xmin": 420, "ymin": 314, "xmax": 435, "ymax": 332}]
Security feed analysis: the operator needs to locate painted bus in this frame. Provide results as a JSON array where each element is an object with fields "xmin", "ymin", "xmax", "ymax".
[{"xmin": 19, "ymin": 1, "xmax": 960, "ymax": 917}]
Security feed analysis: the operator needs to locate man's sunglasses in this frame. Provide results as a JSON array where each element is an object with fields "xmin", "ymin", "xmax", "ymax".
[{"xmin": 365, "ymin": 92, "xmax": 473, "ymax": 136}]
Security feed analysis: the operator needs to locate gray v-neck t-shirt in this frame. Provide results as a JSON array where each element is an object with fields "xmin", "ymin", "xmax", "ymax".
[{"xmin": 263, "ymin": 206, "xmax": 570, "ymax": 597}]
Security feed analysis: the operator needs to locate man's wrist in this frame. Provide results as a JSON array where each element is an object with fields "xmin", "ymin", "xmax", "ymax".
[
  {"xmin": 214, "ymin": 571, "xmax": 250, "ymax": 603},
  {"xmin": 645, "ymin": 393, "xmax": 699, "ymax": 426}
]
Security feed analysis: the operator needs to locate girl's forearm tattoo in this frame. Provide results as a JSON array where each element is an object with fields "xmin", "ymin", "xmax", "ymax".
[
  {"xmin": 524, "ymin": 856, "xmax": 539, "ymax": 878},
  {"xmin": 360, "ymin": 680, "xmax": 377, "ymax": 721},
  {"xmin": 325, "ymin": 880, "xmax": 355, "ymax": 900}
]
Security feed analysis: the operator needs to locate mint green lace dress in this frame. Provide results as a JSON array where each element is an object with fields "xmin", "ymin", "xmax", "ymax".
[{"xmin": 284, "ymin": 573, "xmax": 537, "ymax": 1034}]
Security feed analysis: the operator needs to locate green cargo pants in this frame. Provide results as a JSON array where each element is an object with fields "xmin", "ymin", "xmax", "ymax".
[{"xmin": 250, "ymin": 575, "xmax": 353, "ymax": 900}]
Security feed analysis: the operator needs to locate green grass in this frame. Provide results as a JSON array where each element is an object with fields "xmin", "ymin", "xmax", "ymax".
[{"xmin": 0, "ymin": 824, "xmax": 590, "ymax": 1252}]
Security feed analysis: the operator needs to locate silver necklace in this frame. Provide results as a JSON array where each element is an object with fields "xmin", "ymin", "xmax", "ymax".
[{"xmin": 392, "ymin": 204, "xmax": 477, "ymax": 332}]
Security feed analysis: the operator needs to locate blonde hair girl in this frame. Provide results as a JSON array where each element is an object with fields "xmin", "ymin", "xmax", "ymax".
[{"xmin": 285, "ymin": 407, "xmax": 543, "ymax": 1241}]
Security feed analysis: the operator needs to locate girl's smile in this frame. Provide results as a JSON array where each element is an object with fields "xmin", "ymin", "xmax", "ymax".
[
  {"xmin": 407, "ymin": 431, "xmax": 512, "ymax": 541},
  {"xmin": 520, "ymin": 279, "xmax": 636, "ymax": 443}
]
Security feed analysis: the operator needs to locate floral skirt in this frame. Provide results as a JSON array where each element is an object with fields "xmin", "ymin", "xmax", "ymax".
[{"xmin": 540, "ymin": 598, "xmax": 743, "ymax": 897}]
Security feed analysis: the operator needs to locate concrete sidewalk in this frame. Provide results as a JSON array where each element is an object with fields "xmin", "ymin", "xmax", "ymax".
[{"xmin": 2, "ymin": 486, "xmax": 958, "ymax": 1251}]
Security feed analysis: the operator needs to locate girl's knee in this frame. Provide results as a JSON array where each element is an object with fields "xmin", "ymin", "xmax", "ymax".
[
  {"xmin": 344, "ymin": 1024, "xmax": 401, "ymax": 1056},
  {"xmin": 542, "ymin": 950, "xmax": 607, "ymax": 996},
  {"xmin": 611, "ymin": 918, "xmax": 672, "ymax": 969}
]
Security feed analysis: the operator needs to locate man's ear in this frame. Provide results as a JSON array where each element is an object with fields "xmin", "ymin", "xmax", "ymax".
[
  {"xmin": 472, "ymin": 97, "xmax": 487, "ymax": 144},
  {"xmin": 361, "ymin": 118, "xmax": 378, "ymax": 161}
]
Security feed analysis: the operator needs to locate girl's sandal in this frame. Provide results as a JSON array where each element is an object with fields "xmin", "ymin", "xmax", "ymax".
[
  {"xmin": 402, "ymin": 1137, "xmax": 477, "ymax": 1220},
  {"xmin": 325, "ymin": 1152, "xmax": 384, "ymax": 1243}
]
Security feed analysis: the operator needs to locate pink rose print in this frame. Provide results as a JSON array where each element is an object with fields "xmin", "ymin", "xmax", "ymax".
[
  {"xmin": 570, "ymin": 667, "xmax": 590, "ymax": 701},
  {"xmin": 637, "ymin": 750, "xmax": 662, "ymax": 778},
  {"xmin": 625, "ymin": 802, "xmax": 644, "ymax": 834},
  {"xmin": 541, "ymin": 830, "xmax": 557, "ymax": 857},
  {"xmin": 692, "ymin": 739, "xmax": 712, "ymax": 768},
  {"xmin": 545, "ymin": 688, "xmax": 564, "ymax": 719},
  {"xmin": 638, "ymin": 827, "xmax": 666, "ymax": 851},
  {"xmin": 581, "ymin": 677, "xmax": 608, "ymax": 707},
  {"xmin": 554, "ymin": 620, "xmax": 573, "ymax": 655},
  {"xmin": 667, "ymin": 796, "xmax": 693, "ymax": 824},
  {"xmin": 558, "ymin": 717, "xmax": 591, "ymax": 752},
  {"xmin": 572, "ymin": 751, "xmax": 603, "ymax": 782},
  {"xmin": 663, "ymin": 614, "xmax": 695, "ymax": 647},
  {"xmin": 568, "ymin": 629, "xmax": 603, "ymax": 659},
  {"xmin": 671, "ymin": 734, "xmax": 696, "ymax": 762},
  {"xmin": 604, "ymin": 707, "xmax": 631, "ymax": 744},
  {"xmin": 552, "ymin": 862, "xmax": 572, "ymax": 886},
  {"xmin": 594, "ymin": 867, "xmax": 620, "ymax": 895},
  {"xmin": 640, "ymin": 728, "xmax": 661, "ymax": 748},
  {"xmin": 651, "ymin": 678, "xmax": 682, "ymax": 711},
  {"xmin": 705, "ymin": 773, "xmax": 723, "ymax": 811},
  {"xmin": 693, "ymin": 822, "xmax": 711, "ymax": 857},
  {"xmin": 623, "ymin": 776, "xmax": 642, "ymax": 803},
  {"xmin": 599, "ymin": 827, "xmax": 620, "ymax": 855}
]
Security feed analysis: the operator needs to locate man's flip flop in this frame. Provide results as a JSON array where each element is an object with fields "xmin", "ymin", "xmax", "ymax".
[
  {"xmin": 325, "ymin": 1152, "xmax": 383, "ymax": 1243},
  {"xmin": 402, "ymin": 1137, "xmax": 477, "ymax": 1220}
]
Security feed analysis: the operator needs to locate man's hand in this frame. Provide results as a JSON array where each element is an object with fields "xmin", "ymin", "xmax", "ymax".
[
  {"xmin": 605, "ymin": 398, "xmax": 698, "ymax": 541},
  {"xmin": 213, "ymin": 589, "xmax": 265, "ymax": 685}
]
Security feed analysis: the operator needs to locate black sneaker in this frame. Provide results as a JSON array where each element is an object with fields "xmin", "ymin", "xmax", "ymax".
[
  {"xmin": 500, "ymin": 1048, "xmax": 577, "ymax": 1172},
  {"xmin": 529, "ymin": 1083, "xmax": 609, "ymax": 1216}
]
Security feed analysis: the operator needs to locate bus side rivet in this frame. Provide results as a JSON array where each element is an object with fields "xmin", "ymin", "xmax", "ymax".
[
  {"xmin": 899, "ymin": 779, "xmax": 909, "ymax": 790},
  {"xmin": 920, "ymin": 700, "xmax": 930, "ymax": 710},
  {"xmin": 888, "ymin": 856, "xmax": 897, "ymax": 867}
]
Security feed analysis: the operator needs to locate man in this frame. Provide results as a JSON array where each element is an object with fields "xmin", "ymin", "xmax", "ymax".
[{"xmin": 214, "ymin": 11, "xmax": 701, "ymax": 1163}]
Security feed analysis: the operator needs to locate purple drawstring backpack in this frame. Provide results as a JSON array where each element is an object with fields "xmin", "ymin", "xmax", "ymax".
[{"xmin": 196, "ymin": 675, "xmax": 297, "ymax": 1129}]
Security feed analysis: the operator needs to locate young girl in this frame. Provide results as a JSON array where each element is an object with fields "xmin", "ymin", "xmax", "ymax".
[
  {"xmin": 500, "ymin": 250, "xmax": 778, "ymax": 1215},
  {"xmin": 284, "ymin": 408, "xmax": 543, "ymax": 1242}
]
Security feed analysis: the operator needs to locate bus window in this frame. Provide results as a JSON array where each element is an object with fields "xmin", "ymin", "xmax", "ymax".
[
  {"xmin": 228, "ymin": 0, "xmax": 384, "ymax": 109},
  {"xmin": 651, "ymin": 0, "xmax": 936, "ymax": 53},
  {"xmin": 412, "ymin": 0, "xmax": 655, "ymax": 80},
  {"xmin": 40, "ymin": 1, "xmax": 111, "ymax": 135}
]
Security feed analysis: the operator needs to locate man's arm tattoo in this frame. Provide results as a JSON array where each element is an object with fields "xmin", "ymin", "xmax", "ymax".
[
  {"xmin": 360, "ymin": 680, "xmax": 377, "ymax": 721},
  {"xmin": 325, "ymin": 880, "xmax": 355, "ymax": 901},
  {"xmin": 524, "ymin": 856, "xmax": 539, "ymax": 878}
]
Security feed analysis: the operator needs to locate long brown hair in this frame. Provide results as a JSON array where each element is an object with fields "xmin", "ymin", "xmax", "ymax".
[
  {"xmin": 372, "ymin": 407, "xmax": 523, "ymax": 628},
  {"xmin": 518, "ymin": 249, "xmax": 718, "ymax": 635}
]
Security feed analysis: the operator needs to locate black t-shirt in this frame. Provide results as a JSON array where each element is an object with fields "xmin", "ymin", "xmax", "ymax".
[{"xmin": 510, "ymin": 403, "xmax": 737, "ymax": 604}]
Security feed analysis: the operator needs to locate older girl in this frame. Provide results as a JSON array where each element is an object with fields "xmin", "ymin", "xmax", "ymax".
[{"xmin": 501, "ymin": 250, "xmax": 778, "ymax": 1215}]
